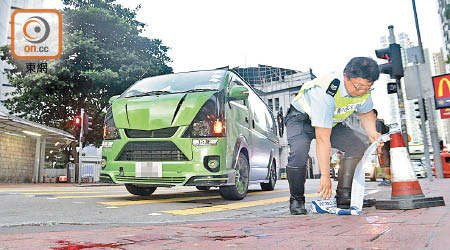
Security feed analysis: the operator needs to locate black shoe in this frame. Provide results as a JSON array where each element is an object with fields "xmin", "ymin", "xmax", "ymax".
[{"xmin": 290, "ymin": 198, "xmax": 307, "ymax": 215}]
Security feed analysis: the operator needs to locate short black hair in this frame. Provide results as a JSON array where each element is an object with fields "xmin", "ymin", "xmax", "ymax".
[
  {"xmin": 373, "ymin": 109, "xmax": 378, "ymax": 116},
  {"xmin": 344, "ymin": 57, "xmax": 380, "ymax": 82}
]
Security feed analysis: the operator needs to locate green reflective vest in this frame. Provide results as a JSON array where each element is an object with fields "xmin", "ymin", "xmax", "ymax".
[{"xmin": 292, "ymin": 75, "xmax": 370, "ymax": 127}]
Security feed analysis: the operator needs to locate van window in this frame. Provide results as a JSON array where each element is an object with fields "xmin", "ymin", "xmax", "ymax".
[
  {"xmin": 264, "ymin": 108, "xmax": 275, "ymax": 132},
  {"xmin": 121, "ymin": 70, "xmax": 226, "ymax": 98},
  {"xmin": 248, "ymin": 92, "xmax": 268, "ymax": 130}
]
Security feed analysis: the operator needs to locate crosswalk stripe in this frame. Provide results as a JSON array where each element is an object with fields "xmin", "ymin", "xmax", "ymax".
[
  {"xmin": 98, "ymin": 189, "xmax": 288, "ymax": 206},
  {"xmin": 22, "ymin": 191, "xmax": 128, "ymax": 195},
  {"xmin": 0, "ymin": 188, "xmax": 124, "ymax": 192},
  {"xmin": 53, "ymin": 189, "xmax": 231, "ymax": 199},
  {"xmin": 162, "ymin": 192, "xmax": 321, "ymax": 215},
  {"xmin": 0, "ymin": 186, "xmax": 200, "ymax": 193},
  {"xmin": 56, "ymin": 194, "xmax": 135, "ymax": 199},
  {"xmin": 99, "ymin": 195, "xmax": 222, "ymax": 205},
  {"xmin": 54, "ymin": 191, "xmax": 195, "ymax": 199}
]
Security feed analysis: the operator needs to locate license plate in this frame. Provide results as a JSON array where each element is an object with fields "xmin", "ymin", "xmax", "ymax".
[{"xmin": 135, "ymin": 162, "xmax": 162, "ymax": 177}]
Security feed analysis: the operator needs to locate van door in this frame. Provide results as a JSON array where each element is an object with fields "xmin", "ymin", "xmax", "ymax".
[
  {"xmin": 247, "ymin": 91, "xmax": 275, "ymax": 181},
  {"xmin": 225, "ymin": 74, "xmax": 251, "ymax": 171}
]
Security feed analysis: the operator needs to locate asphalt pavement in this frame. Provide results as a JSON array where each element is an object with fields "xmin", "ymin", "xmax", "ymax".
[{"xmin": 0, "ymin": 178, "xmax": 449, "ymax": 249}]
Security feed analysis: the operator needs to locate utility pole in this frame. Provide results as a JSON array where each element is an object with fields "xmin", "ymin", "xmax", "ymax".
[
  {"xmin": 78, "ymin": 108, "xmax": 84, "ymax": 184},
  {"xmin": 412, "ymin": 0, "xmax": 444, "ymax": 178},
  {"xmin": 411, "ymin": 52, "xmax": 433, "ymax": 180}
]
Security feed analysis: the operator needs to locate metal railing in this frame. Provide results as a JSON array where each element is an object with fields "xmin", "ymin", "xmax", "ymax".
[
  {"xmin": 79, "ymin": 163, "xmax": 101, "ymax": 183},
  {"xmin": 43, "ymin": 163, "xmax": 101, "ymax": 183}
]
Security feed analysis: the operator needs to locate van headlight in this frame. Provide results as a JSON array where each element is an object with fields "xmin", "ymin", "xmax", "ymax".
[
  {"xmin": 183, "ymin": 92, "xmax": 226, "ymax": 138},
  {"xmin": 103, "ymin": 124, "xmax": 120, "ymax": 140},
  {"xmin": 103, "ymin": 107, "xmax": 121, "ymax": 140},
  {"xmin": 191, "ymin": 119, "xmax": 225, "ymax": 137}
]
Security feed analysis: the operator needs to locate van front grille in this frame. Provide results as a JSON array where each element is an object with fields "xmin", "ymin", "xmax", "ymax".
[{"xmin": 117, "ymin": 141, "xmax": 188, "ymax": 161}]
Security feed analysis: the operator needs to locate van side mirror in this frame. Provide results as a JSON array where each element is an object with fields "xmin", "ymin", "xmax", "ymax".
[
  {"xmin": 229, "ymin": 86, "xmax": 249, "ymax": 100},
  {"xmin": 109, "ymin": 95, "xmax": 120, "ymax": 104}
]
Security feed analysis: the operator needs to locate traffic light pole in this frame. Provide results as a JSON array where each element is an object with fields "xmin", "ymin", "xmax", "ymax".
[
  {"xmin": 394, "ymin": 78, "xmax": 410, "ymax": 152},
  {"xmin": 426, "ymin": 97, "xmax": 444, "ymax": 178},
  {"xmin": 413, "ymin": 55, "xmax": 433, "ymax": 180},
  {"xmin": 411, "ymin": 0, "xmax": 444, "ymax": 178},
  {"xmin": 78, "ymin": 108, "xmax": 84, "ymax": 185}
]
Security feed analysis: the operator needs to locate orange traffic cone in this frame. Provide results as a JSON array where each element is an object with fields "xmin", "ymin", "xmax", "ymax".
[{"xmin": 376, "ymin": 131, "xmax": 445, "ymax": 210}]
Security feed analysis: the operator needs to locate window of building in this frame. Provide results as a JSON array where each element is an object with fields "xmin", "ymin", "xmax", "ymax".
[
  {"xmin": 275, "ymin": 98, "xmax": 279, "ymax": 111},
  {"xmin": 268, "ymin": 99, "xmax": 273, "ymax": 110}
]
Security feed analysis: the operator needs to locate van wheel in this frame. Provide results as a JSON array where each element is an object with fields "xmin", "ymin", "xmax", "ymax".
[
  {"xmin": 196, "ymin": 186, "xmax": 211, "ymax": 191},
  {"xmin": 220, "ymin": 152, "xmax": 249, "ymax": 200},
  {"xmin": 125, "ymin": 184, "xmax": 157, "ymax": 196},
  {"xmin": 261, "ymin": 161, "xmax": 276, "ymax": 191}
]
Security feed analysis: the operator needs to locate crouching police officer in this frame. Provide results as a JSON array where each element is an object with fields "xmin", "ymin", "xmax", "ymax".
[{"xmin": 285, "ymin": 57, "xmax": 380, "ymax": 215}]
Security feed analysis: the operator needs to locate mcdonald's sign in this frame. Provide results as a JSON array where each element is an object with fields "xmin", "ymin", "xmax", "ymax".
[{"xmin": 432, "ymin": 74, "xmax": 450, "ymax": 109}]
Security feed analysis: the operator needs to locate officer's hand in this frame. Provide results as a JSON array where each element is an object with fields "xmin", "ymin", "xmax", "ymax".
[
  {"xmin": 369, "ymin": 131, "xmax": 381, "ymax": 143},
  {"xmin": 318, "ymin": 175, "xmax": 332, "ymax": 199}
]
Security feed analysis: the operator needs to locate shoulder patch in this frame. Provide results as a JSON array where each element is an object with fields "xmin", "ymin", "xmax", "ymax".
[{"xmin": 326, "ymin": 79, "xmax": 340, "ymax": 97}]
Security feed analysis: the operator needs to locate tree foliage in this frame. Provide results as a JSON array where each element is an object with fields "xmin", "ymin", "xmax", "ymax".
[{"xmin": 0, "ymin": 0, "xmax": 172, "ymax": 147}]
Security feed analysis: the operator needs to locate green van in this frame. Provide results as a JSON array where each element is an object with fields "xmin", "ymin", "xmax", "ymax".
[{"xmin": 100, "ymin": 68, "xmax": 281, "ymax": 200}]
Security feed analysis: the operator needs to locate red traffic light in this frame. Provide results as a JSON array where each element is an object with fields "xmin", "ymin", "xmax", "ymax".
[
  {"xmin": 375, "ymin": 48, "xmax": 390, "ymax": 60},
  {"xmin": 74, "ymin": 116, "xmax": 82, "ymax": 127},
  {"xmin": 379, "ymin": 53, "xmax": 390, "ymax": 60}
]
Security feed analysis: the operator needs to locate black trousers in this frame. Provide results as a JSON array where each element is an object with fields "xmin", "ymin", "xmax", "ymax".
[{"xmin": 285, "ymin": 106, "xmax": 369, "ymax": 197}]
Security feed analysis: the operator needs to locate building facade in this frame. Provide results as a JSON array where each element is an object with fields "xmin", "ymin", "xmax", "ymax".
[
  {"xmin": 437, "ymin": 0, "xmax": 450, "ymax": 73},
  {"xmin": 0, "ymin": 0, "xmax": 45, "ymax": 113},
  {"xmin": 433, "ymin": 49, "xmax": 450, "ymax": 144},
  {"xmin": 0, "ymin": 0, "xmax": 11, "ymax": 113}
]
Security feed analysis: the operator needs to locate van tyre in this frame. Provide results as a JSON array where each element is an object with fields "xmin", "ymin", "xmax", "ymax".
[
  {"xmin": 196, "ymin": 186, "xmax": 211, "ymax": 191},
  {"xmin": 125, "ymin": 184, "xmax": 157, "ymax": 196},
  {"xmin": 220, "ymin": 152, "xmax": 249, "ymax": 200},
  {"xmin": 261, "ymin": 160, "xmax": 276, "ymax": 191}
]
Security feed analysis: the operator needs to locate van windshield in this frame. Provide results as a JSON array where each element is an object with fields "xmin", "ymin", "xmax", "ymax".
[{"xmin": 121, "ymin": 70, "xmax": 226, "ymax": 98}]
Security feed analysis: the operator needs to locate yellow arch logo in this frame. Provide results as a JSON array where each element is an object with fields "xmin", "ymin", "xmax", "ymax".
[{"xmin": 438, "ymin": 78, "xmax": 450, "ymax": 97}]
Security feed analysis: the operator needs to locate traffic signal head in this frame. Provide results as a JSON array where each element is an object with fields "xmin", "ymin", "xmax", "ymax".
[
  {"xmin": 375, "ymin": 47, "xmax": 392, "ymax": 75},
  {"xmin": 73, "ymin": 116, "xmax": 82, "ymax": 137},
  {"xmin": 83, "ymin": 113, "xmax": 93, "ymax": 135},
  {"xmin": 389, "ymin": 44, "xmax": 404, "ymax": 78},
  {"xmin": 414, "ymin": 99, "xmax": 427, "ymax": 121},
  {"xmin": 375, "ymin": 43, "xmax": 404, "ymax": 79},
  {"xmin": 414, "ymin": 100, "xmax": 420, "ymax": 119},
  {"xmin": 375, "ymin": 48, "xmax": 390, "ymax": 60}
]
